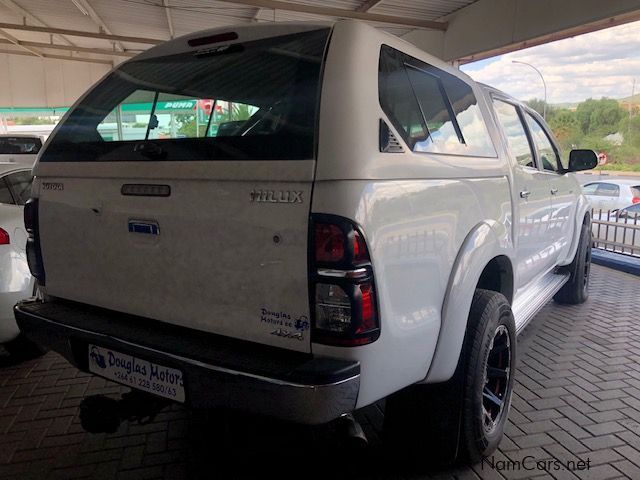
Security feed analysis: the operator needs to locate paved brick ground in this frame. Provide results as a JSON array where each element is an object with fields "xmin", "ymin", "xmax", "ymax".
[{"xmin": 1, "ymin": 264, "xmax": 640, "ymax": 479}]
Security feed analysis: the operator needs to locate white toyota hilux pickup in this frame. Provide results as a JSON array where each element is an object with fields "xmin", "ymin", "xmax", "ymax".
[{"xmin": 15, "ymin": 20, "xmax": 597, "ymax": 464}]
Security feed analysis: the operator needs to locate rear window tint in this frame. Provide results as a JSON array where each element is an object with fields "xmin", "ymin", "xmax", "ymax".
[
  {"xmin": 378, "ymin": 45, "xmax": 495, "ymax": 157},
  {"xmin": 5, "ymin": 170, "xmax": 33, "ymax": 205},
  {"xmin": 0, "ymin": 178, "xmax": 13, "ymax": 204},
  {"xmin": 631, "ymin": 186, "xmax": 640, "ymax": 198},
  {"xmin": 582, "ymin": 182, "xmax": 620, "ymax": 197},
  {"xmin": 584, "ymin": 182, "xmax": 620, "ymax": 197},
  {"xmin": 0, "ymin": 137, "xmax": 41, "ymax": 154},
  {"xmin": 493, "ymin": 100, "xmax": 535, "ymax": 169},
  {"xmin": 597, "ymin": 183, "xmax": 620, "ymax": 197},
  {"xmin": 525, "ymin": 113, "xmax": 560, "ymax": 172},
  {"xmin": 624, "ymin": 204, "xmax": 640, "ymax": 214},
  {"xmin": 42, "ymin": 28, "xmax": 330, "ymax": 162}
]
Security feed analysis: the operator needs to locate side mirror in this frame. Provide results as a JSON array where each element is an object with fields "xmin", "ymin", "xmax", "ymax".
[{"xmin": 567, "ymin": 149, "xmax": 598, "ymax": 172}]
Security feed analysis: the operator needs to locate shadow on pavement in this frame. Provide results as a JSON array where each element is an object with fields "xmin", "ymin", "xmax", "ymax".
[{"xmin": 181, "ymin": 409, "xmax": 453, "ymax": 480}]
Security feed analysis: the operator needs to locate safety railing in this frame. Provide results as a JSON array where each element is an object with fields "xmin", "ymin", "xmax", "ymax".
[{"xmin": 592, "ymin": 209, "xmax": 640, "ymax": 257}]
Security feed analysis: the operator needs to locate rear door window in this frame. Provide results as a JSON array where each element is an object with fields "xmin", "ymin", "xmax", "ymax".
[
  {"xmin": 42, "ymin": 28, "xmax": 330, "ymax": 162},
  {"xmin": 525, "ymin": 113, "xmax": 561, "ymax": 172},
  {"xmin": 378, "ymin": 45, "xmax": 495, "ymax": 157},
  {"xmin": 492, "ymin": 100, "xmax": 535, "ymax": 169}
]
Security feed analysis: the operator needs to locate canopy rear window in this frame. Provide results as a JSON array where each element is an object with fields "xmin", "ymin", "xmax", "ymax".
[{"xmin": 41, "ymin": 28, "xmax": 330, "ymax": 162}]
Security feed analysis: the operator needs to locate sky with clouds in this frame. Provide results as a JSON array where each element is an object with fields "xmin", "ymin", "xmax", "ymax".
[{"xmin": 461, "ymin": 20, "xmax": 640, "ymax": 105}]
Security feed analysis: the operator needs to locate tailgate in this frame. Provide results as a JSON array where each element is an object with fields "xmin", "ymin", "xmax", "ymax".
[{"xmin": 36, "ymin": 162, "xmax": 314, "ymax": 352}]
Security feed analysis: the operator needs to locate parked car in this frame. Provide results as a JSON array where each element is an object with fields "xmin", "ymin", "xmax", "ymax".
[
  {"xmin": 0, "ymin": 164, "xmax": 39, "ymax": 357},
  {"xmin": 14, "ymin": 20, "xmax": 597, "ymax": 465},
  {"xmin": 0, "ymin": 134, "xmax": 43, "ymax": 166},
  {"xmin": 592, "ymin": 203, "xmax": 640, "ymax": 256},
  {"xmin": 581, "ymin": 179, "xmax": 640, "ymax": 211},
  {"xmin": 593, "ymin": 203, "xmax": 640, "ymax": 220},
  {"xmin": 616, "ymin": 203, "xmax": 640, "ymax": 218}
]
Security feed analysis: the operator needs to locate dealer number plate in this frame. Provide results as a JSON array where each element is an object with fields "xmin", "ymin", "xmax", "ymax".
[{"xmin": 88, "ymin": 344, "xmax": 185, "ymax": 403}]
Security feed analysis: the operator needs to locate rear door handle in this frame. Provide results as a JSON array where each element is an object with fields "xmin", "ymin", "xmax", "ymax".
[
  {"xmin": 550, "ymin": 188, "xmax": 559, "ymax": 195},
  {"xmin": 520, "ymin": 190, "xmax": 531, "ymax": 199}
]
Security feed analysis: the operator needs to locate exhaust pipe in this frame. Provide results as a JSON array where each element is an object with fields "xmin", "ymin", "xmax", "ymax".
[{"xmin": 338, "ymin": 414, "xmax": 368, "ymax": 449}]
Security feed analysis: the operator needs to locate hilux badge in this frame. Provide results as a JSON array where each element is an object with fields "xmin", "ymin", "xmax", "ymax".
[
  {"xmin": 249, "ymin": 189, "xmax": 303, "ymax": 204},
  {"xmin": 42, "ymin": 182, "xmax": 64, "ymax": 191}
]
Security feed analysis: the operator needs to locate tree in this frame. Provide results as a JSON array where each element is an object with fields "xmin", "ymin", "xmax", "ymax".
[
  {"xmin": 548, "ymin": 109, "xmax": 581, "ymax": 150},
  {"xmin": 618, "ymin": 114, "xmax": 640, "ymax": 148},
  {"xmin": 176, "ymin": 113, "xmax": 197, "ymax": 137},
  {"xmin": 575, "ymin": 98, "xmax": 625, "ymax": 136},
  {"xmin": 525, "ymin": 98, "xmax": 554, "ymax": 119},
  {"xmin": 580, "ymin": 135, "xmax": 614, "ymax": 153},
  {"xmin": 230, "ymin": 103, "xmax": 254, "ymax": 122}
]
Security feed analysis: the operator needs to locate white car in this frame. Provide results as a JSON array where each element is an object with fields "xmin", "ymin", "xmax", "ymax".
[
  {"xmin": 582, "ymin": 179, "xmax": 640, "ymax": 211},
  {"xmin": 0, "ymin": 134, "xmax": 43, "ymax": 167},
  {"xmin": 15, "ymin": 21, "xmax": 596, "ymax": 465},
  {"xmin": 0, "ymin": 163, "xmax": 37, "ymax": 356}
]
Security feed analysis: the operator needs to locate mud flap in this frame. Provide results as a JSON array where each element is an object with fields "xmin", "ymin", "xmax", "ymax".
[{"xmin": 384, "ymin": 372, "xmax": 464, "ymax": 466}]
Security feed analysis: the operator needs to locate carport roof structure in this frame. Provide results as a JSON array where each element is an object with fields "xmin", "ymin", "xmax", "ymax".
[
  {"xmin": 0, "ymin": 0, "xmax": 639, "ymax": 65},
  {"xmin": 0, "ymin": 0, "xmax": 469, "ymax": 64},
  {"xmin": 1, "ymin": 0, "xmax": 640, "ymax": 109}
]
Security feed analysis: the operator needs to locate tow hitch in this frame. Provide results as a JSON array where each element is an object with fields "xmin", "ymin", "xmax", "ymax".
[{"xmin": 79, "ymin": 390, "xmax": 170, "ymax": 433}]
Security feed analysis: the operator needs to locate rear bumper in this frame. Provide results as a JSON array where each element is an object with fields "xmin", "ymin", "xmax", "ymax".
[{"xmin": 15, "ymin": 299, "xmax": 360, "ymax": 425}]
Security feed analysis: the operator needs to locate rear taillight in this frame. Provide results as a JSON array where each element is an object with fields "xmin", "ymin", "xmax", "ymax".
[
  {"xmin": 632, "ymin": 197, "xmax": 640, "ymax": 204},
  {"xmin": 352, "ymin": 230, "xmax": 368, "ymax": 262},
  {"xmin": 0, "ymin": 228, "xmax": 9, "ymax": 245},
  {"xmin": 314, "ymin": 223, "xmax": 345, "ymax": 262},
  {"xmin": 24, "ymin": 198, "xmax": 45, "ymax": 284},
  {"xmin": 310, "ymin": 215, "xmax": 379, "ymax": 347}
]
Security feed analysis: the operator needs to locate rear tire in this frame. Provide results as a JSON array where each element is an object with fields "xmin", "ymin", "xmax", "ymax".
[
  {"xmin": 459, "ymin": 290, "xmax": 516, "ymax": 464},
  {"xmin": 554, "ymin": 220, "xmax": 591, "ymax": 305},
  {"xmin": 384, "ymin": 289, "xmax": 516, "ymax": 466}
]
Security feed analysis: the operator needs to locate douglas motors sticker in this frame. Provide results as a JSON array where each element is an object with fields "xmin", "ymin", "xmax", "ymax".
[{"xmin": 260, "ymin": 308, "xmax": 310, "ymax": 341}]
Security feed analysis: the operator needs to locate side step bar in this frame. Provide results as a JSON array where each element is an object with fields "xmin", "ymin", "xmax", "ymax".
[{"xmin": 512, "ymin": 271, "xmax": 570, "ymax": 334}]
